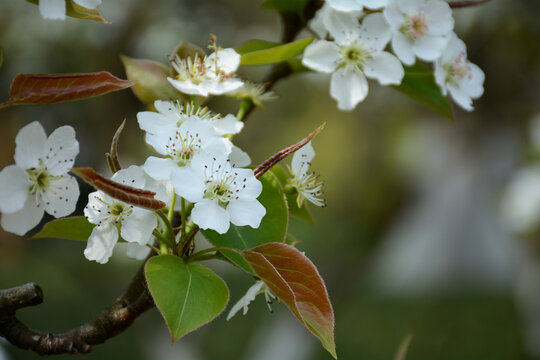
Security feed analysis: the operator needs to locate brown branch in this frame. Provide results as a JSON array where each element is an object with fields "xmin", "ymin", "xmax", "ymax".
[
  {"xmin": 0, "ymin": 258, "xmax": 154, "ymax": 355},
  {"xmin": 448, "ymin": 0, "xmax": 491, "ymax": 8}
]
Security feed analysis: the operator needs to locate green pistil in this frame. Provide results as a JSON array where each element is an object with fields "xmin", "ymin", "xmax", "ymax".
[{"xmin": 339, "ymin": 44, "xmax": 371, "ymax": 70}]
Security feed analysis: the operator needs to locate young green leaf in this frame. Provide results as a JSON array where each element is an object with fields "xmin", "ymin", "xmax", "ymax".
[
  {"xmin": 71, "ymin": 167, "xmax": 166, "ymax": 210},
  {"xmin": 120, "ymin": 55, "xmax": 182, "ymax": 105},
  {"xmin": 235, "ymin": 39, "xmax": 281, "ymax": 55},
  {"xmin": 145, "ymin": 255, "xmax": 229, "ymax": 341},
  {"xmin": 242, "ymin": 243, "xmax": 336, "ymax": 358},
  {"xmin": 32, "ymin": 216, "xmax": 94, "ymax": 241},
  {"xmin": 240, "ymin": 37, "xmax": 314, "ymax": 66},
  {"xmin": 393, "ymin": 64, "xmax": 454, "ymax": 120},
  {"xmin": 0, "ymin": 72, "xmax": 133, "ymax": 110},
  {"xmin": 270, "ymin": 166, "xmax": 314, "ymax": 224},
  {"xmin": 200, "ymin": 171, "xmax": 289, "ymax": 273},
  {"xmin": 262, "ymin": 0, "xmax": 310, "ymax": 16}
]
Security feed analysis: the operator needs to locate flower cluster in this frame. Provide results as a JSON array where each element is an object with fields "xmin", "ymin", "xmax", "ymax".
[{"xmin": 304, "ymin": 0, "xmax": 485, "ymax": 111}]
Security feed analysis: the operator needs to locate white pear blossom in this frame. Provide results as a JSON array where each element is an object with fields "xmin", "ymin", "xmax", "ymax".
[
  {"xmin": 326, "ymin": 0, "xmax": 387, "ymax": 12},
  {"xmin": 0, "ymin": 122, "xmax": 79, "ymax": 236},
  {"xmin": 501, "ymin": 166, "xmax": 540, "ymax": 234},
  {"xmin": 139, "ymin": 115, "xmax": 234, "ymax": 183},
  {"xmin": 141, "ymin": 100, "xmax": 244, "ymax": 136},
  {"xmin": 302, "ymin": 11, "xmax": 404, "ymax": 111},
  {"xmin": 309, "ymin": 3, "xmax": 363, "ymax": 40},
  {"xmin": 288, "ymin": 142, "xmax": 325, "ymax": 208},
  {"xmin": 226, "ymin": 280, "xmax": 276, "ymax": 320},
  {"xmin": 83, "ymin": 166, "xmax": 165, "ymax": 264},
  {"xmin": 171, "ymin": 152, "xmax": 266, "ymax": 234},
  {"xmin": 168, "ymin": 48, "xmax": 244, "ymax": 97},
  {"xmin": 384, "ymin": 0, "xmax": 454, "ymax": 65},
  {"xmin": 39, "ymin": 0, "xmax": 102, "ymax": 20},
  {"xmin": 434, "ymin": 33, "xmax": 485, "ymax": 111}
]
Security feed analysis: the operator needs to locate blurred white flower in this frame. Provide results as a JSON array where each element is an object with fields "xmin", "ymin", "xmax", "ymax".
[
  {"xmin": 168, "ymin": 48, "xmax": 244, "ymax": 97},
  {"xmin": 0, "ymin": 121, "xmax": 79, "ymax": 235},
  {"xmin": 39, "ymin": 0, "xmax": 102, "ymax": 20},
  {"xmin": 226, "ymin": 280, "xmax": 276, "ymax": 320},
  {"xmin": 434, "ymin": 33, "xmax": 484, "ymax": 111},
  {"xmin": 171, "ymin": 153, "xmax": 265, "ymax": 234},
  {"xmin": 302, "ymin": 11, "xmax": 403, "ymax": 110},
  {"xmin": 384, "ymin": 0, "xmax": 454, "ymax": 65},
  {"xmin": 501, "ymin": 167, "xmax": 540, "ymax": 234},
  {"xmin": 83, "ymin": 166, "xmax": 165, "ymax": 264},
  {"xmin": 326, "ymin": 0, "xmax": 387, "ymax": 11}
]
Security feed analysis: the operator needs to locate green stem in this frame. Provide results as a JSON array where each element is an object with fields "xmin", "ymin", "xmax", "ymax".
[
  {"xmin": 190, "ymin": 95, "xmax": 199, "ymax": 109},
  {"xmin": 180, "ymin": 197, "xmax": 187, "ymax": 240},
  {"xmin": 168, "ymin": 193, "xmax": 176, "ymax": 223},
  {"xmin": 155, "ymin": 211, "xmax": 176, "ymax": 253},
  {"xmin": 236, "ymin": 99, "xmax": 253, "ymax": 122}
]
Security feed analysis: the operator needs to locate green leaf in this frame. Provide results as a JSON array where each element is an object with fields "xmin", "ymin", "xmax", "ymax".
[
  {"xmin": 242, "ymin": 243, "xmax": 336, "ymax": 358},
  {"xmin": 235, "ymin": 39, "xmax": 280, "ymax": 55},
  {"xmin": 240, "ymin": 37, "xmax": 314, "ymax": 66},
  {"xmin": 201, "ymin": 171, "xmax": 289, "ymax": 273},
  {"xmin": 262, "ymin": 0, "xmax": 310, "ymax": 15},
  {"xmin": 393, "ymin": 64, "xmax": 454, "ymax": 120},
  {"xmin": 25, "ymin": 0, "xmax": 109, "ymax": 23},
  {"xmin": 120, "ymin": 55, "xmax": 182, "ymax": 106},
  {"xmin": 270, "ymin": 166, "xmax": 314, "ymax": 224},
  {"xmin": 33, "ymin": 217, "xmax": 94, "ymax": 241},
  {"xmin": 145, "ymin": 255, "xmax": 229, "ymax": 341}
]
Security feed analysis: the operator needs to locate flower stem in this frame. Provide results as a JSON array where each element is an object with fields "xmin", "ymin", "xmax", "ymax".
[
  {"xmin": 168, "ymin": 193, "xmax": 176, "ymax": 223},
  {"xmin": 236, "ymin": 99, "xmax": 252, "ymax": 122},
  {"xmin": 155, "ymin": 211, "xmax": 176, "ymax": 253}
]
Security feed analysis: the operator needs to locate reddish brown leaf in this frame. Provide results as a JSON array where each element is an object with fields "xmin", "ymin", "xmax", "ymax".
[
  {"xmin": 253, "ymin": 123, "xmax": 325, "ymax": 179},
  {"xmin": 71, "ymin": 167, "xmax": 166, "ymax": 210},
  {"xmin": 242, "ymin": 243, "xmax": 336, "ymax": 358},
  {"xmin": 0, "ymin": 71, "xmax": 133, "ymax": 109}
]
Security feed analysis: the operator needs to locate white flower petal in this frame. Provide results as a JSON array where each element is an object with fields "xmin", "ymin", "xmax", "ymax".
[
  {"xmin": 398, "ymin": 0, "xmax": 426, "ymax": 14},
  {"xmin": 143, "ymin": 157, "xmax": 178, "ymax": 181},
  {"xmin": 359, "ymin": 13, "xmax": 391, "ymax": 51},
  {"xmin": 309, "ymin": 5, "xmax": 330, "ymax": 39},
  {"xmin": 121, "ymin": 208, "xmax": 156, "ymax": 245},
  {"xmin": 39, "ymin": 0, "xmax": 66, "ymax": 20},
  {"xmin": 330, "ymin": 67, "xmax": 368, "ymax": 111},
  {"xmin": 227, "ymin": 198, "xmax": 266, "ymax": 228},
  {"xmin": 112, "ymin": 165, "xmax": 147, "ymax": 188},
  {"xmin": 203, "ymin": 78, "xmax": 244, "ymax": 96},
  {"xmin": 391, "ymin": 32, "xmax": 415, "ymax": 65},
  {"xmin": 44, "ymin": 125, "xmax": 79, "ymax": 176},
  {"xmin": 73, "ymin": 0, "xmax": 101, "ymax": 9},
  {"xmin": 125, "ymin": 243, "xmax": 151, "ymax": 260},
  {"xmin": 229, "ymin": 146, "xmax": 251, "ymax": 168},
  {"xmin": 424, "ymin": 0, "xmax": 454, "ymax": 36},
  {"xmin": 0, "ymin": 165, "xmax": 30, "ymax": 213},
  {"xmin": 383, "ymin": 0, "xmax": 403, "ymax": 29},
  {"xmin": 1, "ymin": 195, "xmax": 43, "ymax": 236},
  {"xmin": 364, "ymin": 51, "xmax": 404, "ymax": 85},
  {"xmin": 170, "ymin": 167, "xmax": 205, "ymax": 203},
  {"xmin": 14, "ymin": 121, "xmax": 47, "ymax": 170},
  {"xmin": 448, "ymin": 84, "xmax": 473, "ymax": 111},
  {"xmin": 360, "ymin": 0, "xmax": 388, "ymax": 9},
  {"xmin": 326, "ymin": 0, "xmax": 364, "ymax": 12},
  {"xmin": 191, "ymin": 198, "xmax": 230, "ymax": 234},
  {"xmin": 167, "ymin": 78, "xmax": 209, "ymax": 97},
  {"xmin": 461, "ymin": 62, "xmax": 485, "ymax": 99},
  {"xmin": 84, "ymin": 223, "xmax": 119, "ymax": 264},
  {"xmin": 323, "ymin": 8, "xmax": 359, "ymax": 44},
  {"xmin": 84, "ymin": 191, "xmax": 110, "ymax": 225},
  {"xmin": 206, "ymin": 48, "xmax": 241, "ymax": 74},
  {"xmin": 434, "ymin": 61, "xmax": 448, "ymax": 94},
  {"xmin": 233, "ymin": 168, "xmax": 263, "ymax": 199},
  {"xmin": 302, "ymin": 40, "xmax": 340, "ymax": 74},
  {"xmin": 138, "ymin": 111, "xmax": 174, "ymax": 136},
  {"xmin": 43, "ymin": 175, "xmax": 79, "ymax": 218},
  {"xmin": 292, "ymin": 141, "xmax": 315, "ymax": 176},
  {"xmin": 212, "ymin": 114, "xmax": 244, "ymax": 135},
  {"xmin": 226, "ymin": 281, "xmax": 265, "ymax": 320},
  {"xmin": 412, "ymin": 34, "xmax": 449, "ymax": 61}
]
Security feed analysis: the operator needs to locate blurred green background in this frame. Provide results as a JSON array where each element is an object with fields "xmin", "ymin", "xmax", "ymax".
[{"xmin": 1, "ymin": 0, "xmax": 540, "ymax": 359}]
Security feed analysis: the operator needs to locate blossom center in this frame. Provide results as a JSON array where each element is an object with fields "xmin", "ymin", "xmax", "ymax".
[
  {"xmin": 171, "ymin": 54, "xmax": 207, "ymax": 85},
  {"xmin": 27, "ymin": 162, "xmax": 58, "ymax": 196},
  {"xmin": 165, "ymin": 130, "xmax": 203, "ymax": 166},
  {"xmin": 338, "ymin": 42, "xmax": 371, "ymax": 70},
  {"xmin": 401, "ymin": 13, "xmax": 429, "ymax": 40},
  {"xmin": 443, "ymin": 51, "xmax": 472, "ymax": 85},
  {"xmin": 202, "ymin": 160, "xmax": 246, "ymax": 207}
]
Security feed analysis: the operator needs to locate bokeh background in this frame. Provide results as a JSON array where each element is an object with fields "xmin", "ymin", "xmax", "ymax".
[{"xmin": 1, "ymin": 0, "xmax": 540, "ymax": 359}]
